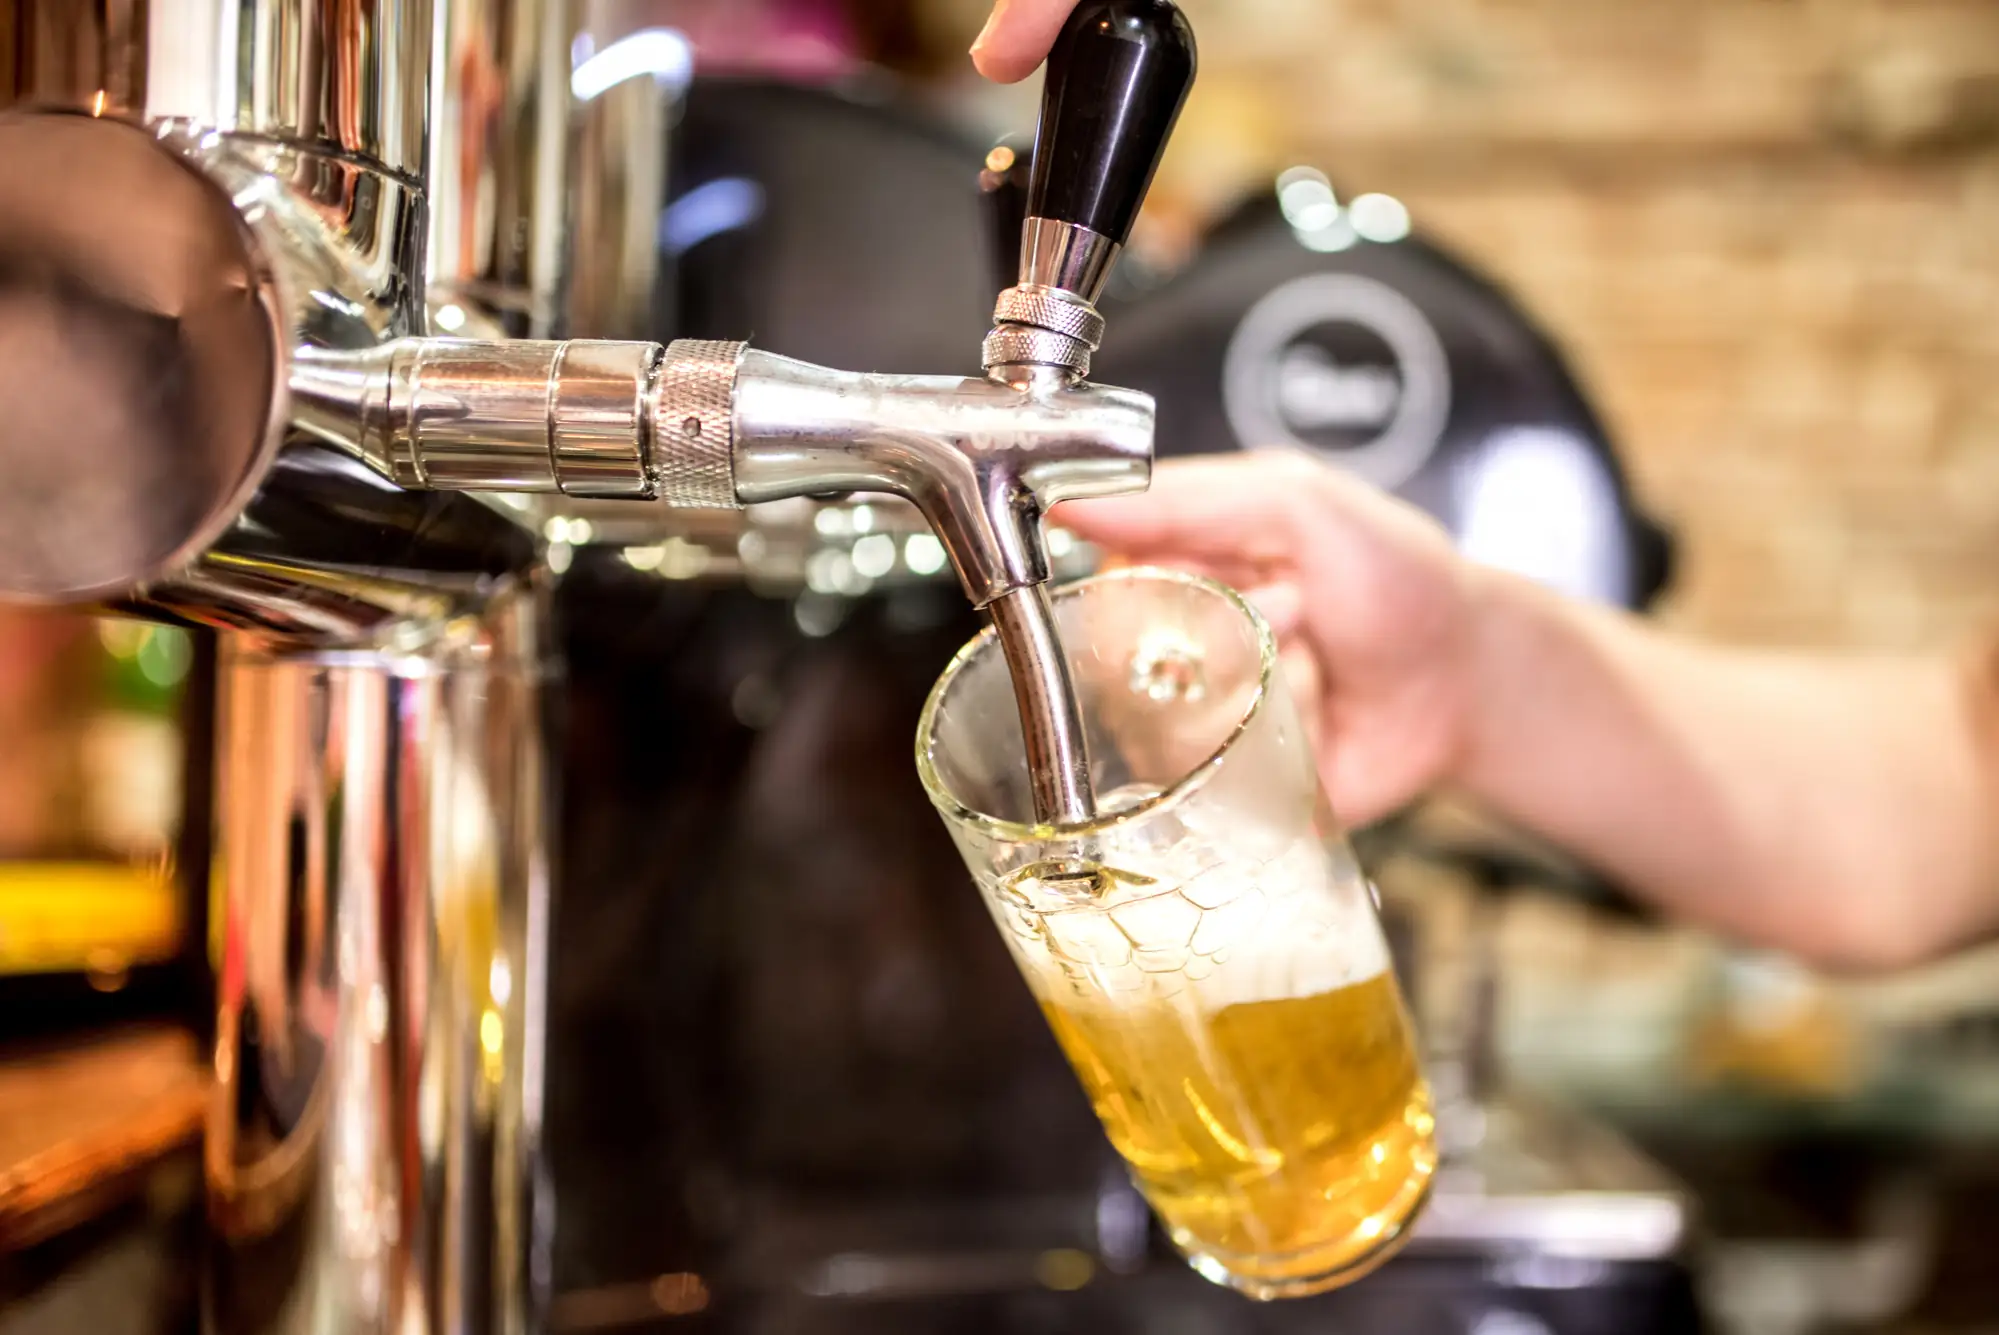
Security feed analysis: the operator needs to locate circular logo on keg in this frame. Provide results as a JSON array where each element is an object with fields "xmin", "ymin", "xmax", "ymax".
[{"xmin": 1223, "ymin": 274, "xmax": 1451, "ymax": 491}]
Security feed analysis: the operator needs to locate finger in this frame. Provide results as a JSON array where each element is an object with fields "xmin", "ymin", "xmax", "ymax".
[
  {"xmin": 972, "ymin": 0, "xmax": 1084, "ymax": 83},
  {"xmin": 1276, "ymin": 637, "xmax": 1326, "ymax": 754},
  {"xmin": 1053, "ymin": 453, "xmax": 1323, "ymax": 566},
  {"xmin": 1083, "ymin": 546, "xmax": 1294, "ymax": 621},
  {"xmin": 1239, "ymin": 581, "xmax": 1304, "ymax": 640},
  {"xmin": 1086, "ymin": 546, "xmax": 1281, "ymax": 598}
]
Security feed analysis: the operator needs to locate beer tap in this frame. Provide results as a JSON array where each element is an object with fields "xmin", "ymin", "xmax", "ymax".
[
  {"xmin": 0, "ymin": 3, "xmax": 1193, "ymax": 629},
  {"xmin": 300, "ymin": 0, "xmax": 1198, "ymax": 826},
  {"xmin": 0, "ymin": 2, "xmax": 1192, "ymax": 824}
]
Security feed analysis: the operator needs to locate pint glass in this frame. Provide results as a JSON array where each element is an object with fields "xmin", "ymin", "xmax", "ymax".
[{"xmin": 917, "ymin": 568, "xmax": 1435, "ymax": 1298}]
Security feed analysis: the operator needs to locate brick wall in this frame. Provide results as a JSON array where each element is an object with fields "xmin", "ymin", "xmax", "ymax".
[
  {"xmin": 1188, "ymin": 0, "xmax": 1999, "ymax": 648},
  {"xmin": 1371, "ymin": 151, "xmax": 1999, "ymax": 648},
  {"xmin": 928, "ymin": 0, "xmax": 1999, "ymax": 647}
]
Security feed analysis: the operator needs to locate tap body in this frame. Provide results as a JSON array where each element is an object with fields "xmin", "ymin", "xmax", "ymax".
[
  {"xmin": 285, "ymin": 329, "xmax": 1153, "ymax": 826},
  {"xmin": 287, "ymin": 339, "xmax": 1149, "ymax": 608}
]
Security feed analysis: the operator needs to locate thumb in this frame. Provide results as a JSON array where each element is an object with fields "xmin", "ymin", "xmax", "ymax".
[{"xmin": 972, "ymin": 0, "xmax": 1082, "ymax": 83}]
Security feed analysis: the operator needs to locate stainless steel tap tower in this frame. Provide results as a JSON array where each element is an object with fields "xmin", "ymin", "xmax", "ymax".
[{"xmin": 0, "ymin": 0, "xmax": 1194, "ymax": 1328}]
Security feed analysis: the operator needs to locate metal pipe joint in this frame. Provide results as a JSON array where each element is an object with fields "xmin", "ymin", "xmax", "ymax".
[{"xmin": 291, "ymin": 340, "xmax": 657, "ymax": 500}]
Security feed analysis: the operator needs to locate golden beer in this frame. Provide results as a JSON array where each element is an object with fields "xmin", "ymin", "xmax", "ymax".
[
  {"xmin": 1044, "ymin": 976, "xmax": 1435, "ymax": 1292},
  {"xmin": 995, "ymin": 843, "xmax": 1439, "ymax": 1295},
  {"xmin": 994, "ymin": 847, "xmax": 1437, "ymax": 1299}
]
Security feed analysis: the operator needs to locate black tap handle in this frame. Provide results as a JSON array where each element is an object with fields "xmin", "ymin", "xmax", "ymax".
[{"xmin": 1027, "ymin": 0, "xmax": 1197, "ymax": 247}]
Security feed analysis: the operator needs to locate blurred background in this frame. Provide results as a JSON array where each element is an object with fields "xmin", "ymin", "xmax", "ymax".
[{"xmin": 9, "ymin": 1, "xmax": 1999, "ymax": 1332}]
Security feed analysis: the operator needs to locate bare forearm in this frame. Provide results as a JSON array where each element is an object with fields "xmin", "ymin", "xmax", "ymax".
[{"xmin": 1457, "ymin": 569, "xmax": 1999, "ymax": 970}]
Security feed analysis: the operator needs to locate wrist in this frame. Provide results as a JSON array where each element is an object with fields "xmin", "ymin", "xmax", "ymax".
[
  {"xmin": 1952, "ymin": 631, "xmax": 1999, "ymax": 902},
  {"xmin": 1447, "ymin": 562, "xmax": 1611, "ymax": 809}
]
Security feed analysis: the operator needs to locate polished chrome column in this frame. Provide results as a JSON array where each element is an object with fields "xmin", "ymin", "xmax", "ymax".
[
  {"xmin": 429, "ymin": 0, "xmax": 576, "ymax": 337},
  {"xmin": 564, "ymin": 14, "xmax": 683, "ymax": 342},
  {"xmin": 2, "ymin": 7, "xmax": 557, "ymax": 1333},
  {"xmin": 205, "ymin": 590, "xmax": 553, "ymax": 1334},
  {"xmin": 422, "ymin": 0, "xmax": 680, "ymax": 341}
]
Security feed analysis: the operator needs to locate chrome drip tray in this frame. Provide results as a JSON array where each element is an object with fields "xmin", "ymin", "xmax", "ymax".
[{"xmin": 1410, "ymin": 1094, "xmax": 1693, "ymax": 1263}]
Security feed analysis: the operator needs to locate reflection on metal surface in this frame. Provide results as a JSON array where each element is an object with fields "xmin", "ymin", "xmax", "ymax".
[
  {"xmin": 290, "ymin": 339, "xmax": 658, "ymax": 499},
  {"xmin": 0, "ymin": 112, "xmax": 284, "ymax": 604},
  {"xmin": 1018, "ymin": 217, "xmax": 1122, "ymax": 307},
  {"xmin": 569, "ymin": 54, "xmax": 676, "ymax": 340},
  {"xmin": 983, "ymin": 219, "xmax": 1122, "ymax": 381},
  {"xmin": 977, "ymin": 20, "xmax": 1194, "ymax": 819},
  {"xmin": 987, "ymin": 585, "xmax": 1095, "ymax": 824},
  {"xmin": 0, "ymin": 102, "xmax": 1139, "ymax": 633},
  {"xmin": 4, "ymin": 5, "xmax": 554, "ymax": 1331},
  {"xmin": 570, "ymin": 29, "xmax": 693, "ymax": 103},
  {"xmin": 164, "ymin": 0, "xmax": 432, "ymax": 175},
  {"xmin": 5, "ymin": 0, "xmax": 428, "ymax": 172},
  {"xmin": 206, "ymin": 594, "xmax": 552, "ymax": 1332},
  {"xmin": 429, "ymin": 0, "xmax": 574, "ymax": 337},
  {"xmin": 0, "ymin": 99, "xmax": 544, "ymax": 635}
]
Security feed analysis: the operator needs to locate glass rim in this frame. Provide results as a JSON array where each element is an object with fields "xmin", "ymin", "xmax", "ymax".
[{"xmin": 914, "ymin": 566, "xmax": 1278, "ymax": 842}]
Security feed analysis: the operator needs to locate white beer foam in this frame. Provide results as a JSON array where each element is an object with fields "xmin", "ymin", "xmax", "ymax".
[{"xmin": 1002, "ymin": 836, "xmax": 1392, "ymax": 1013}]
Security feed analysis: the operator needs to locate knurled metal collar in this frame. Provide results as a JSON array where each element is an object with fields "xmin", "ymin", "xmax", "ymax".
[
  {"xmin": 981, "ymin": 326, "xmax": 1093, "ymax": 376},
  {"xmin": 991, "ymin": 286, "xmax": 1106, "ymax": 349},
  {"xmin": 652, "ymin": 339, "xmax": 746, "ymax": 509}
]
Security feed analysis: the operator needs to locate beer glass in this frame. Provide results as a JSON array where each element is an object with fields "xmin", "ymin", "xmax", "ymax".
[{"xmin": 916, "ymin": 568, "xmax": 1435, "ymax": 1299}]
